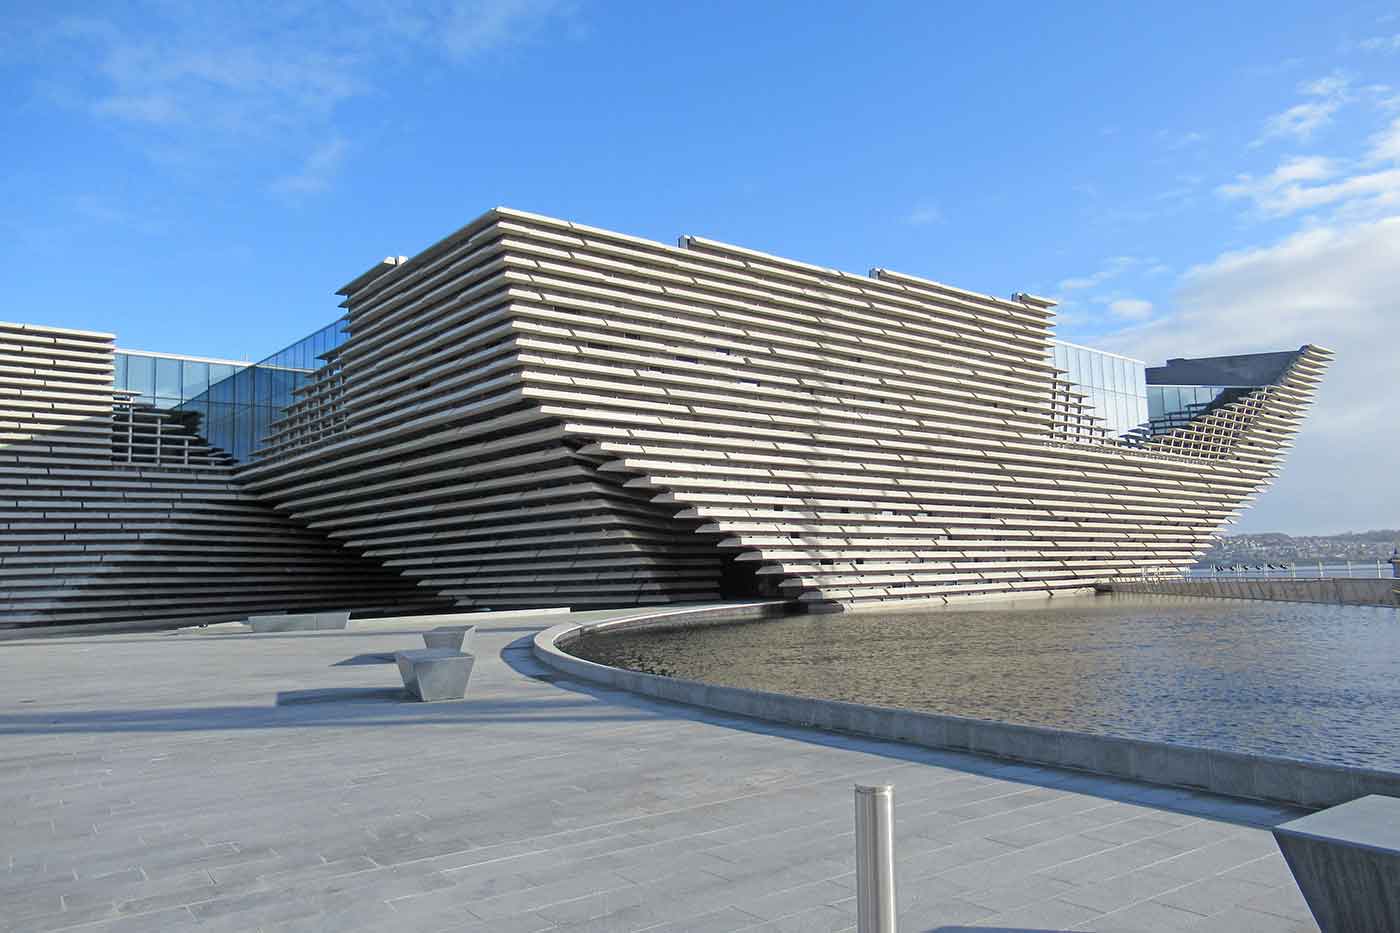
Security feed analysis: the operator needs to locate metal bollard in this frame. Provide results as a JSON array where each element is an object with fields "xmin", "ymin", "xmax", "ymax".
[{"xmin": 854, "ymin": 784, "xmax": 897, "ymax": 933}]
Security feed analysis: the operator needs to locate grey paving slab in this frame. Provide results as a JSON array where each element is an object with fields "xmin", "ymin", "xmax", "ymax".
[
  {"xmin": 1082, "ymin": 898, "xmax": 1206, "ymax": 932},
  {"xmin": 0, "ymin": 613, "xmax": 1321, "ymax": 933}
]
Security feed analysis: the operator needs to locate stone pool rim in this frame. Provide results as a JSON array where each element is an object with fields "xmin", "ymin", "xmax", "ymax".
[{"xmin": 532, "ymin": 599, "xmax": 1400, "ymax": 812}]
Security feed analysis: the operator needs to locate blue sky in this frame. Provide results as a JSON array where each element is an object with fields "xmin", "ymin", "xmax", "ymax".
[{"xmin": 3, "ymin": 1, "xmax": 1398, "ymax": 535}]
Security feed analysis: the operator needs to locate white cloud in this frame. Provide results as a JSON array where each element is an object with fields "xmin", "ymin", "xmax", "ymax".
[
  {"xmin": 1056, "ymin": 256, "xmax": 1141, "ymax": 291},
  {"xmin": 1099, "ymin": 217, "xmax": 1400, "ymax": 534},
  {"xmin": 906, "ymin": 203, "xmax": 943, "ymax": 226},
  {"xmin": 1226, "ymin": 88, "xmax": 1400, "ymax": 224},
  {"xmin": 1299, "ymin": 73, "xmax": 1349, "ymax": 97},
  {"xmin": 37, "ymin": 2, "xmax": 574, "ymax": 194},
  {"xmin": 92, "ymin": 93, "xmax": 182, "ymax": 124},
  {"xmin": 1218, "ymin": 144, "xmax": 1400, "ymax": 220},
  {"xmin": 1369, "ymin": 116, "xmax": 1400, "ymax": 162},
  {"xmin": 271, "ymin": 138, "xmax": 350, "ymax": 195},
  {"xmin": 1158, "ymin": 129, "xmax": 1206, "ymax": 150},
  {"xmin": 1253, "ymin": 72, "xmax": 1351, "ymax": 145},
  {"xmin": 1107, "ymin": 298, "xmax": 1153, "ymax": 320},
  {"xmin": 1258, "ymin": 100, "xmax": 1342, "ymax": 143},
  {"xmin": 1360, "ymin": 33, "xmax": 1400, "ymax": 52}
]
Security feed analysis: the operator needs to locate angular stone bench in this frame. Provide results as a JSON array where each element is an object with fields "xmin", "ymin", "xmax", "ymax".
[
  {"xmin": 395, "ymin": 649, "xmax": 474, "ymax": 702},
  {"xmin": 1272, "ymin": 794, "xmax": 1400, "ymax": 932},
  {"xmin": 422, "ymin": 625, "xmax": 476, "ymax": 653},
  {"xmin": 246, "ymin": 611, "xmax": 350, "ymax": 633}
]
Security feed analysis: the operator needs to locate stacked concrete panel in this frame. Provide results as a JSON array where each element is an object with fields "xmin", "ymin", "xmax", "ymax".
[
  {"xmin": 0, "ymin": 322, "xmax": 434, "ymax": 629},
  {"xmin": 239, "ymin": 246, "xmax": 734, "ymax": 608},
  {"xmin": 239, "ymin": 208, "xmax": 1330, "ymax": 609}
]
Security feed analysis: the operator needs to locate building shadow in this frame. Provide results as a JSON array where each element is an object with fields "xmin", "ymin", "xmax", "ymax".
[
  {"xmin": 0, "ymin": 692, "xmax": 660, "ymax": 735},
  {"xmin": 276, "ymin": 686, "xmax": 408, "ymax": 704},
  {"xmin": 929, "ymin": 928, "xmax": 1069, "ymax": 932}
]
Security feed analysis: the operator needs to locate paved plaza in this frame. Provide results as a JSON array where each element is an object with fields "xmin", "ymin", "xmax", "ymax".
[{"xmin": 0, "ymin": 613, "xmax": 1321, "ymax": 932}]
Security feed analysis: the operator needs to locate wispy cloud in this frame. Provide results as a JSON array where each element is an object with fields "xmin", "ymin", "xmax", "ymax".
[
  {"xmin": 1359, "ymin": 33, "xmax": 1400, "ymax": 52},
  {"xmin": 1099, "ymin": 85, "xmax": 1400, "ymax": 532},
  {"xmin": 1369, "ymin": 115, "xmax": 1400, "ymax": 162},
  {"xmin": 1099, "ymin": 217, "xmax": 1400, "ymax": 533},
  {"xmin": 1253, "ymin": 72, "xmax": 1351, "ymax": 145},
  {"xmin": 33, "ymin": 2, "xmax": 576, "ymax": 196},
  {"xmin": 271, "ymin": 138, "xmax": 350, "ymax": 196},
  {"xmin": 1158, "ymin": 129, "xmax": 1207, "ymax": 150},
  {"xmin": 1219, "ymin": 119, "xmax": 1400, "ymax": 220},
  {"xmin": 1107, "ymin": 298, "xmax": 1153, "ymax": 320},
  {"xmin": 906, "ymin": 203, "xmax": 943, "ymax": 226},
  {"xmin": 1056, "ymin": 256, "xmax": 1142, "ymax": 292}
]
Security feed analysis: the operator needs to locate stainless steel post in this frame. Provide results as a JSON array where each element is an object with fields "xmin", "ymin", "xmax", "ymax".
[{"xmin": 855, "ymin": 784, "xmax": 896, "ymax": 933}]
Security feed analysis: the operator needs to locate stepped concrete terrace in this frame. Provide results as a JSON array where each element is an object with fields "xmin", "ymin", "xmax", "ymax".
[{"xmin": 0, "ymin": 610, "xmax": 1321, "ymax": 932}]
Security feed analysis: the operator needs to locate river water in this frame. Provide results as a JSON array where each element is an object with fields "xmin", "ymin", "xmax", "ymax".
[{"xmin": 567, "ymin": 594, "xmax": 1400, "ymax": 771}]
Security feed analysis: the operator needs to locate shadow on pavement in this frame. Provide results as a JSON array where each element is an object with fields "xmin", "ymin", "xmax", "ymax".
[
  {"xmin": 331, "ymin": 653, "xmax": 396, "ymax": 666},
  {"xmin": 276, "ymin": 687, "xmax": 409, "ymax": 705}
]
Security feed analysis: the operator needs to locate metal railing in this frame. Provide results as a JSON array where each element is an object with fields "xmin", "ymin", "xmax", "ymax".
[
  {"xmin": 1109, "ymin": 561, "xmax": 1397, "ymax": 584},
  {"xmin": 1189, "ymin": 561, "xmax": 1395, "ymax": 580}
]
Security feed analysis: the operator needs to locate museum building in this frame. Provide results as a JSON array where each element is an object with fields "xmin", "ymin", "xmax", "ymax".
[{"xmin": 1, "ymin": 208, "xmax": 1331, "ymax": 628}]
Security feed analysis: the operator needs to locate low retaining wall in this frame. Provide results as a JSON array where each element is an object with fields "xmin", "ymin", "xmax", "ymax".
[
  {"xmin": 533, "ymin": 602, "xmax": 1400, "ymax": 812},
  {"xmin": 1103, "ymin": 578, "xmax": 1400, "ymax": 607}
]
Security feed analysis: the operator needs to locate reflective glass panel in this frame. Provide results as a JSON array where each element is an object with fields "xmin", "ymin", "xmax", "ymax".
[
  {"xmin": 155, "ymin": 358, "xmax": 182, "ymax": 400},
  {"xmin": 209, "ymin": 363, "xmax": 238, "ymax": 387},
  {"xmin": 182, "ymin": 361, "xmax": 209, "ymax": 397},
  {"xmin": 126, "ymin": 356, "xmax": 154, "ymax": 399}
]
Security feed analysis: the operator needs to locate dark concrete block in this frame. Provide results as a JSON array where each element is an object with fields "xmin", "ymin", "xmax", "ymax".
[{"xmin": 1272, "ymin": 794, "xmax": 1400, "ymax": 932}]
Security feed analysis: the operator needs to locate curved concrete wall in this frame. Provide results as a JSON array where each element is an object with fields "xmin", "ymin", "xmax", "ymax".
[{"xmin": 533, "ymin": 604, "xmax": 1400, "ymax": 811}]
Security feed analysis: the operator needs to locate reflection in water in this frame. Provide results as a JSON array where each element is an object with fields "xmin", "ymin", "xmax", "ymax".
[{"xmin": 568, "ymin": 594, "xmax": 1400, "ymax": 770}]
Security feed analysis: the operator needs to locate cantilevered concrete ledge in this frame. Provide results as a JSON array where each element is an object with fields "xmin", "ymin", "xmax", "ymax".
[{"xmin": 533, "ymin": 602, "xmax": 1400, "ymax": 812}]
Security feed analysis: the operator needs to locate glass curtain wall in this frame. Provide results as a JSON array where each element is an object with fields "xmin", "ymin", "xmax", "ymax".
[
  {"xmin": 112, "ymin": 353, "xmax": 246, "ymax": 412},
  {"xmin": 1147, "ymin": 385, "xmax": 1254, "ymax": 431},
  {"xmin": 1049, "ymin": 340, "xmax": 1149, "ymax": 436},
  {"xmin": 112, "ymin": 318, "xmax": 346, "ymax": 463}
]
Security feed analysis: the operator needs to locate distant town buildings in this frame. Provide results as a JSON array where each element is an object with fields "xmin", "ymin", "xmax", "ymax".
[{"xmin": 1200, "ymin": 531, "xmax": 1400, "ymax": 567}]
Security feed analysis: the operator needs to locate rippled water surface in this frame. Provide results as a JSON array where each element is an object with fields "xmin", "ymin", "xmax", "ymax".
[{"xmin": 568, "ymin": 595, "xmax": 1400, "ymax": 770}]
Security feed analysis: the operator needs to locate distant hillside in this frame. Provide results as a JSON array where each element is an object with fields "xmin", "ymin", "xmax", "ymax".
[{"xmin": 1197, "ymin": 530, "xmax": 1400, "ymax": 567}]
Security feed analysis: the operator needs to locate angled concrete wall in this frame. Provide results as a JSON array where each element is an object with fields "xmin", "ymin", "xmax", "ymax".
[
  {"xmin": 240, "ymin": 209, "xmax": 1331, "ymax": 609},
  {"xmin": 7, "ymin": 209, "xmax": 1332, "ymax": 619},
  {"xmin": 0, "ymin": 322, "xmax": 437, "ymax": 629}
]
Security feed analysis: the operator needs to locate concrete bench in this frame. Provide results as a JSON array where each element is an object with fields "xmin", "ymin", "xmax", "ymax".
[
  {"xmin": 246, "ymin": 611, "xmax": 350, "ymax": 633},
  {"xmin": 395, "ymin": 649, "xmax": 473, "ymax": 702},
  {"xmin": 1272, "ymin": 794, "xmax": 1400, "ymax": 932},
  {"xmin": 422, "ymin": 625, "xmax": 476, "ymax": 653}
]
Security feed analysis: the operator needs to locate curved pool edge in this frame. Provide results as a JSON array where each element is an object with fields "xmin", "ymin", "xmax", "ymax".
[{"xmin": 532, "ymin": 601, "xmax": 1400, "ymax": 812}]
